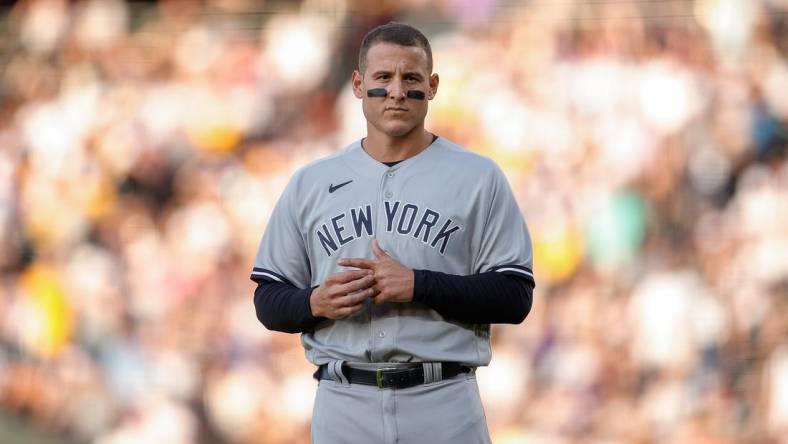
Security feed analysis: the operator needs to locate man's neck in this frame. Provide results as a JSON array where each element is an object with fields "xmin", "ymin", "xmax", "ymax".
[{"xmin": 363, "ymin": 127, "xmax": 434, "ymax": 163}]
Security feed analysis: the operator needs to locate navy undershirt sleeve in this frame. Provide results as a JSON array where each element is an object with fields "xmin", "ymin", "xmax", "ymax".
[
  {"xmin": 253, "ymin": 270, "xmax": 532, "ymax": 333},
  {"xmin": 413, "ymin": 270, "xmax": 533, "ymax": 324},
  {"xmin": 253, "ymin": 282, "xmax": 324, "ymax": 333}
]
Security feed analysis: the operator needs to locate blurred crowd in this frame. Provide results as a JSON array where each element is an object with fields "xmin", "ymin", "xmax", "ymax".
[{"xmin": 0, "ymin": 0, "xmax": 786, "ymax": 443}]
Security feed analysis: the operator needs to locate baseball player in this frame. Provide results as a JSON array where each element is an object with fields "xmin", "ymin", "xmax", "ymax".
[{"xmin": 251, "ymin": 22, "xmax": 534, "ymax": 444}]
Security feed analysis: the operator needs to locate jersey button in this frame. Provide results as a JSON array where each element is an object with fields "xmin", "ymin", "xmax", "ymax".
[
  {"xmin": 385, "ymin": 191, "xmax": 393, "ymax": 198},
  {"xmin": 378, "ymin": 331, "xmax": 386, "ymax": 338},
  {"xmin": 387, "ymin": 172, "xmax": 395, "ymax": 178}
]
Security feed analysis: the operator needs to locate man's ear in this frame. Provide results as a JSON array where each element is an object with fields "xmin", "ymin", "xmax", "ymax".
[
  {"xmin": 428, "ymin": 73, "xmax": 439, "ymax": 100},
  {"xmin": 352, "ymin": 70, "xmax": 364, "ymax": 99}
]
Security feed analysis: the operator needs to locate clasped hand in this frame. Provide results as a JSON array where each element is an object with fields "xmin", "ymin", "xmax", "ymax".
[{"xmin": 309, "ymin": 240, "xmax": 415, "ymax": 319}]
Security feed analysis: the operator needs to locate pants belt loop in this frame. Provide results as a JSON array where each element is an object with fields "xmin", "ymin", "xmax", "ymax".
[
  {"xmin": 422, "ymin": 362, "xmax": 441, "ymax": 384},
  {"xmin": 327, "ymin": 360, "xmax": 349, "ymax": 386},
  {"xmin": 422, "ymin": 362, "xmax": 432, "ymax": 384}
]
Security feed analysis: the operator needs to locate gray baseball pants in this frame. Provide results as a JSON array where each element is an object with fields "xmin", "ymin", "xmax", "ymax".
[{"xmin": 311, "ymin": 364, "xmax": 492, "ymax": 444}]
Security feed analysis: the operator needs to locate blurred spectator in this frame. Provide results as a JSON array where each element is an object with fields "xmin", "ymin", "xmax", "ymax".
[{"xmin": 0, "ymin": 0, "xmax": 786, "ymax": 443}]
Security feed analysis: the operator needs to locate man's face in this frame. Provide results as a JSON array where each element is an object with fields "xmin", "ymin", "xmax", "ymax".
[{"xmin": 352, "ymin": 42, "xmax": 438, "ymax": 138}]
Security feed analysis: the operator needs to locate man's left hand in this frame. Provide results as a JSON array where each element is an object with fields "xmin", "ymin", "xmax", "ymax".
[{"xmin": 338, "ymin": 240, "xmax": 415, "ymax": 304}]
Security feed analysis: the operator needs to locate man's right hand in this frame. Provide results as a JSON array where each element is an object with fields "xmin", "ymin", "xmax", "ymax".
[{"xmin": 310, "ymin": 270, "xmax": 376, "ymax": 319}]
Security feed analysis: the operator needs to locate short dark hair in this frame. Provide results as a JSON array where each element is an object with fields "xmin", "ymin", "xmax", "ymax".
[{"xmin": 358, "ymin": 22, "xmax": 433, "ymax": 73}]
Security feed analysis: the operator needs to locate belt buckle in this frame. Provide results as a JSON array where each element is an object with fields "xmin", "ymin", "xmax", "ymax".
[{"xmin": 375, "ymin": 367, "xmax": 398, "ymax": 389}]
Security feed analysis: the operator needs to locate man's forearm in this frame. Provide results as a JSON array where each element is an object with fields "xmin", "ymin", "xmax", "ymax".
[
  {"xmin": 254, "ymin": 282, "xmax": 325, "ymax": 333},
  {"xmin": 412, "ymin": 270, "xmax": 533, "ymax": 324},
  {"xmin": 254, "ymin": 270, "xmax": 533, "ymax": 332}
]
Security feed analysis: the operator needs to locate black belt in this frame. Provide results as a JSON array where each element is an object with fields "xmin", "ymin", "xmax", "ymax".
[{"xmin": 317, "ymin": 362, "xmax": 472, "ymax": 389}]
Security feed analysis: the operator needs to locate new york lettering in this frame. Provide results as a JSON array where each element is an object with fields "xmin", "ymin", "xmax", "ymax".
[{"xmin": 317, "ymin": 202, "xmax": 461, "ymax": 256}]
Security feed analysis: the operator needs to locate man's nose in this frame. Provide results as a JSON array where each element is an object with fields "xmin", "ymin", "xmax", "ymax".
[{"xmin": 388, "ymin": 81, "xmax": 406, "ymax": 99}]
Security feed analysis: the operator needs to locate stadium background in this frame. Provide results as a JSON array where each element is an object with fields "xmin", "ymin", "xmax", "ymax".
[{"xmin": 0, "ymin": 0, "xmax": 786, "ymax": 443}]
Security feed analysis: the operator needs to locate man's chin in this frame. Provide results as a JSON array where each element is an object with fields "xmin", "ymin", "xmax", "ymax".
[{"xmin": 380, "ymin": 123, "xmax": 417, "ymax": 138}]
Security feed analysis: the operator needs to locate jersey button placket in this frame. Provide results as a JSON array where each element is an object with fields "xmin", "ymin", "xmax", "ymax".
[
  {"xmin": 384, "ymin": 169, "xmax": 395, "ymax": 199},
  {"xmin": 373, "ymin": 324, "xmax": 392, "ymax": 360},
  {"xmin": 371, "ymin": 169, "xmax": 396, "ymax": 361}
]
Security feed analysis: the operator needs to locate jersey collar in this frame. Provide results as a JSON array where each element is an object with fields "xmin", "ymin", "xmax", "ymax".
[{"xmin": 342, "ymin": 137, "xmax": 440, "ymax": 178}]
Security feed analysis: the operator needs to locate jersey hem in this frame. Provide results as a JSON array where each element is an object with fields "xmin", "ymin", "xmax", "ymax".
[
  {"xmin": 488, "ymin": 265, "xmax": 535, "ymax": 284},
  {"xmin": 251, "ymin": 267, "xmax": 295, "ymax": 286}
]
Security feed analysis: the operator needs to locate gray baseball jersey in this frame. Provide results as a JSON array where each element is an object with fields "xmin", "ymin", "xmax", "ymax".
[{"xmin": 251, "ymin": 137, "xmax": 534, "ymax": 367}]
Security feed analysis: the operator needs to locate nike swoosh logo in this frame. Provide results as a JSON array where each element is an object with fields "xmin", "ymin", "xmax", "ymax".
[{"xmin": 329, "ymin": 180, "xmax": 353, "ymax": 193}]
